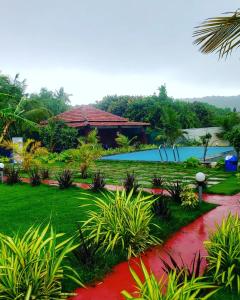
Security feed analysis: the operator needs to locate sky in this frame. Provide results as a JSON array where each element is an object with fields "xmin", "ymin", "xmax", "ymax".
[{"xmin": 0, "ymin": 0, "xmax": 239, "ymax": 105}]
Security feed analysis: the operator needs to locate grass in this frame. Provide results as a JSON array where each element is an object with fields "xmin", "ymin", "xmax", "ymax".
[
  {"xmin": 0, "ymin": 182, "xmax": 216, "ymax": 289},
  {"xmin": 207, "ymin": 175, "xmax": 240, "ymax": 195},
  {"xmin": 36, "ymin": 160, "xmax": 232, "ymax": 190}
]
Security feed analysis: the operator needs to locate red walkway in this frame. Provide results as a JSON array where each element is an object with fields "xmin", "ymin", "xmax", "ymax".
[{"xmin": 70, "ymin": 193, "xmax": 240, "ymax": 300}]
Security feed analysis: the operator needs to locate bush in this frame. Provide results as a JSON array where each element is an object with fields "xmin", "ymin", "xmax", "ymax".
[
  {"xmin": 91, "ymin": 171, "xmax": 106, "ymax": 192},
  {"xmin": 29, "ymin": 168, "xmax": 41, "ymax": 186},
  {"xmin": 184, "ymin": 157, "xmax": 200, "ymax": 168},
  {"xmin": 0, "ymin": 224, "xmax": 82, "ymax": 299},
  {"xmin": 121, "ymin": 261, "xmax": 217, "ymax": 300},
  {"xmin": 166, "ymin": 180, "xmax": 184, "ymax": 203},
  {"xmin": 123, "ymin": 172, "xmax": 140, "ymax": 194},
  {"xmin": 205, "ymin": 214, "xmax": 240, "ymax": 293},
  {"xmin": 152, "ymin": 175, "xmax": 164, "ymax": 188},
  {"xmin": 40, "ymin": 168, "xmax": 50, "ymax": 180},
  {"xmin": 180, "ymin": 186, "xmax": 199, "ymax": 210},
  {"xmin": 81, "ymin": 190, "xmax": 160, "ymax": 258},
  {"xmin": 152, "ymin": 195, "xmax": 171, "ymax": 219},
  {"xmin": 57, "ymin": 169, "xmax": 73, "ymax": 189},
  {"xmin": 216, "ymin": 158, "xmax": 225, "ymax": 170},
  {"xmin": 73, "ymin": 226, "xmax": 100, "ymax": 266},
  {"xmin": 5, "ymin": 166, "xmax": 21, "ymax": 185}
]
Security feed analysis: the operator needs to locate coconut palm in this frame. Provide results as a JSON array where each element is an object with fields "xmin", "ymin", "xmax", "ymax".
[{"xmin": 193, "ymin": 10, "xmax": 240, "ymax": 59}]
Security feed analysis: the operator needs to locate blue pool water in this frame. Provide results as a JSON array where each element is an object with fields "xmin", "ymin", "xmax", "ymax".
[{"xmin": 102, "ymin": 147, "xmax": 234, "ymax": 162}]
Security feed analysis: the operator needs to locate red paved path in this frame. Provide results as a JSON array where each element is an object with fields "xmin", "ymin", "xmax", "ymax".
[{"xmin": 13, "ymin": 178, "xmax": 240, "ymax": 299}]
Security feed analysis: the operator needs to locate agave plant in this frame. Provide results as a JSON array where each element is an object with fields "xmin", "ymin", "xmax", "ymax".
[
  {"xmin": 205, "ymin": 213, "xmax": 240, "ymax": 293},
  {"xmin": 0, "ymin": 224, "xmax": 83, "ymax": 299},
  {"xmin": 121, "ymin": 260, "xmax": 218, "ymax": 300},
  {"xmin": 81, "ymin": 189, "xmax": 161, "ymax": 258}
]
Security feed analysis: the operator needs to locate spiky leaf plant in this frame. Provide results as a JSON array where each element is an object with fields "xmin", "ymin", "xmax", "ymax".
[
  {"xmin": 57, "ymin": 169, "xmax": 73, "ymax": 189},
  {"xmin": 205, "ymin": 213, "xmax": 240, "ymax": 294},
  {"xmin": 81, "ymin": 189, "xmax": 161, "ymax": 258},
  {"xmin": 0, "ymin": 224, "xmax": 83, "ymax": 299},
  {"xmin": 121, "ymin": 261, "xmax": 218, "ymax": 300}
]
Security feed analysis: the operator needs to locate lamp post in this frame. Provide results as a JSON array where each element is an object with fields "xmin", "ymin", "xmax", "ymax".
[
  {"xmin": 195, "ymin": 172, "xmax": 206, "ymax": 203},
  {"xmin": 0, "ymin": 163, "xmax": 4, "ymax": 183}
]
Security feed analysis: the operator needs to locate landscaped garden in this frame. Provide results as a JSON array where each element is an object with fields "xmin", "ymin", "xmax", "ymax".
[{"xmin": 0, "ymin": 71, "xmax": 240, "ymax": 299}]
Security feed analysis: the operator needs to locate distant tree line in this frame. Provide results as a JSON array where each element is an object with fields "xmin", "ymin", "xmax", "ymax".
[{"xmin": 95, "ymin": 85, "xmax": 232, "ymax": 144}]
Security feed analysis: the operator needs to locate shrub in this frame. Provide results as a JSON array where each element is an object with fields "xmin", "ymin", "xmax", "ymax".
[
  {"xmin": 91, "ymin": 171, "xmax": 106, "ymax": 192},
  {"xmin": 152, "ymin": 175, "xmax": 164, "ymax": 188},
  {"xmin": 166, "ymin": 180, "xmax": 184, "ymax": 203},
  {"xmin": 5, "ymin": 166, "xmax": 21, "ymax": 185},
  {"xmin": 180, "ymin": 186, "xmax": 199, "ymax": 210},
  {"xmin": 123, "ymin": 172, "xmax": 140, "ymax": 194},
  {"xmin": 73, "ymin": 226, "xmax": 100, "ymax": 266},
  {"xmin": 81, "ymin": 190, "xmax": 160, "ymax": 258},
  {"xmin": 40, "ymin": 168, "xmax": 50, "ymax": 180},
  {"xmin": 161, "ymin": 251, "xmax": 203, "ymax": 281},
  {"xmin": 57, "ymin": 169, "xmax": 73, "ymax": 189},
  {"xmin": 29, "ymin": 168, "xmax": 41, "ymax": 186},
  {"xmin": 184, "ymin": 157, "xmax": 200, "ymax": 168},
  {"xmin": 205, "ymin": 214, "xmax": 240, "ymax": 293},
  {"xmin": 152, "ymin": 195, "xmax": 171, "ymax": 219},
  {"xmin": 216, "ymin": 158, "xmax": 225, "ymax": 170},
  {"xmin": 0, "ymin": 224, "xmax": 82, "ymax": 299},
  {"xmin": 121, "ymin": 261, "xmax": 217, "ymax": 300}
]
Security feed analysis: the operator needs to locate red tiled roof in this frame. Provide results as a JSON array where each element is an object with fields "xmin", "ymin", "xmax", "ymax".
[{"xmin": 54, "ymin": 105, "xmax": 149, "ymax": 128}]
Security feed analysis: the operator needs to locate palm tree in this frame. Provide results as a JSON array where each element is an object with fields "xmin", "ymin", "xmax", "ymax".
[
  {"xmin": 193, "ymin": 10, "xmax": 240, "ymax": 58},
  {"xmin": 0, "ymin": 98, "xmax": 37, "ymax": 143}
]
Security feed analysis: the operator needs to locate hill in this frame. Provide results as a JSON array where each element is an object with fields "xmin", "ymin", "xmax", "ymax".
[{"xmin": 181, "ymin": 95, "xmax": 240, "ymax": 111}]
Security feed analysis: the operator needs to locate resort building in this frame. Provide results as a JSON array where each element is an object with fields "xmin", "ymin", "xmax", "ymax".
[{"xmin": 53, "ymin": 105, "xmax": 149, "ymax": 148}]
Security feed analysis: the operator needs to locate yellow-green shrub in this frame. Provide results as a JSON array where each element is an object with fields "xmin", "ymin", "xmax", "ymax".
[{"xmin": 180, "ymin": 186, "xmax": 199, "ymax": 210}]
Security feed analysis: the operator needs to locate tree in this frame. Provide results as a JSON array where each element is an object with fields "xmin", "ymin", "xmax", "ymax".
[
  {"xmin": 40, "ymin": 120, "xmax": 78, "ymax": 152},
  {"xmin": 227, "ymin": 126, "xmax": 240, "ymax": 164},
  {"xmin": 28, "ymin": 87, "xmax": 71, "ymax": 116},
  {"xmin": 200, "ymin": 133, "xmax": 212, "ymax": 162},
  {"xmin": 158, "ymin": 84, "xmax": 168, "ymax": 100},
  {"xmin": 193, "ymin": 10, "xmax": 240, "ymax": 59},
  {"xmin": 0, "ymin": 98, "xmax": 37, "ymax": 143},
  {"xmin": 0, "ymin": 73, "xmax": 26, "ymax": 109}
]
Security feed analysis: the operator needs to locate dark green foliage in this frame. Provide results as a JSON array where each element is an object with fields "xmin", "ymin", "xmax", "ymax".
[
  {"xmin": 91, "ymin": 171, "xmax": 106, "ymax": 192},
  {"xmin": 166, "ymin": 180, "xmax": 184, "ymax": 203},
  {"xmin": 123, "ymin": 172, "xmax": 140, "ymax": 194},
  {"xmin": 184, "ymin": 157, "xmax": 200, "ymax": 168},
  {"xmin": 72, "ymin": 226, "xmax": 100, "ymax": 266},
  {"xmin": 152, "ymin": 175, "xmax": 164, "ymax": 188},
  {"xmin": 152, "ymin": 195, "xmax": 171, "ymax": 219},
  {"xmin": 161, "ymin": 251, "xmax": 203, "ymax": 281},
  {"xmin": 57, "ymin": 169, "xmax": 73, "ymax": 189},
  {"xmin": 40, "ymin": 120, "xmax": 78, "ymax": 152},
  {"xmin": 95, "ymin": 86, "xmax": 230, "ymax": 138},
  {"xmin": 29, "ymin": 168, "xmax": 41, "ymax": 186},
  {"xmin": 5, "ymin": 166, "xmax": 21, "ymax": 185},
  {"xmin": 40, "ymin": 168, "xmax": 50, "ymax": 180}
]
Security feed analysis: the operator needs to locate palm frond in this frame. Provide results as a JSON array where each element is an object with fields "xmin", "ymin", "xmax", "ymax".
[{"xmin": 193, "ymin": 10, "xmax": 240, "ymax": 58}]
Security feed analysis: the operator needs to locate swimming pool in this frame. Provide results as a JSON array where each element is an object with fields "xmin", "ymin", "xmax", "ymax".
[{"xmin": 101, "ymin": 146, "xmax": 234, "ymax": 162}]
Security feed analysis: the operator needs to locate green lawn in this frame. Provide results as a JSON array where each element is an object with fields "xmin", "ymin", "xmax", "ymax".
[
  {"xmin": 207, "ymin": 175, "xmax": 240, "ymax": 195},
  {"xmin": 37, "ymin": 160, "xmax": 233, "ymax": 191},
  {"xmin": 0, "ymin": 182, "xmax": 216, "ymax": 287}
]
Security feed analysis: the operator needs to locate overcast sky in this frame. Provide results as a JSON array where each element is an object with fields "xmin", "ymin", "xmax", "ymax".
[{"xmin": 0, "ymin": 0, "xmax": 239, "ymax": 105}]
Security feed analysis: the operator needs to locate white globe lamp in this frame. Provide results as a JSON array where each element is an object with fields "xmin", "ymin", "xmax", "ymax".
[
  {"xmin": 195, "ymin": 172, "xmax": 206, "ymax": 183},
  {"xmin": 195, "ymin": 172, "xmax": 205, "ymax": 203}
]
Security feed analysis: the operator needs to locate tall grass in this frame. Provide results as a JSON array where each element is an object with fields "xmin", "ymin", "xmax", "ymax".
[
  {"xmin": 205, "ymin": 213, "xmax": 240, "ymax": 293},
  {"xmin": 0, "ymin": 224, "xmax": 82, "ymax": 299},
  {"xmin": 81, "ymin": 189, "xmax": 161, "ymax": 258}
]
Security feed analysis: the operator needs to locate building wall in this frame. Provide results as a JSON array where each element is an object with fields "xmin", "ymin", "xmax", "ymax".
[{"xmin": 183, "ymin": 127, "xmax": 229, "ymax": 146}]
